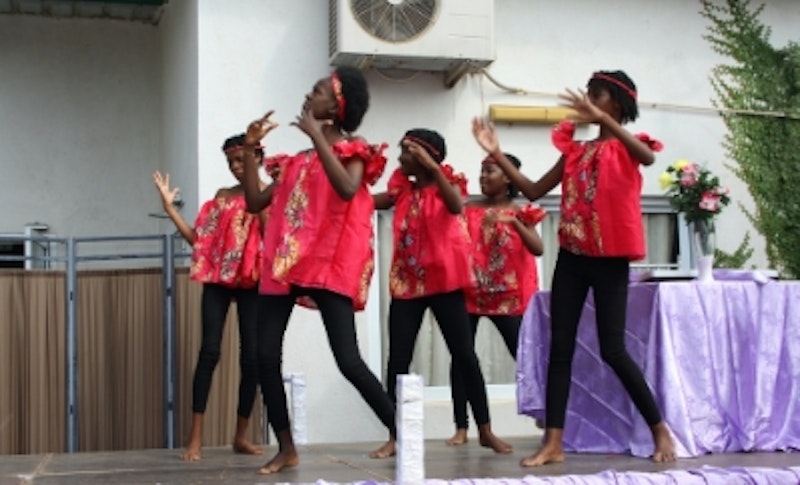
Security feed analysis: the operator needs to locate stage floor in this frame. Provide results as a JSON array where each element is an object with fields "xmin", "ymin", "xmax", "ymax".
[{"xmin": 2, "ymin": 437, "xmax": 799, "ymax": 484}]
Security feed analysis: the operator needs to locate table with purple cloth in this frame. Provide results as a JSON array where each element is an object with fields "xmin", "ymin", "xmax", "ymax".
[{"xmin": 516, "ymin": 271, "xmax": 800, "ymax": 458}]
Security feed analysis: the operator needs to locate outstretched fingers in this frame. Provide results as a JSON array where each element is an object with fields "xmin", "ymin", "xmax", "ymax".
[{"xmin": 246, "ymin": 110, "xmax": 279, "ymax": 144}]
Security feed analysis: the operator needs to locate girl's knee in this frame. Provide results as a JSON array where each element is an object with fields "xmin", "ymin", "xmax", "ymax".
[
  {"xmin": 599, "ymin": 347, "xmax": 629, "ymax": 367},
  {"xmin": 453, "ymin": 352, "xmax": 480, "ymax": 373},
  {"xmin": 336, "ymin": 355, "xmax": 370, "ymax": 381},
  {"xmin": 257, "ymin": 349, "xmax": 281, "ymax": 370},
  {"xmin": 197, "ymin": 348, "xmax": 221, "ymax": 367}
]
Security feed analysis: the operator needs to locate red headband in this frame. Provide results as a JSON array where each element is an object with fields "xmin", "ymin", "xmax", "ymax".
[
  {"xmin": 481, "ymin": 156, "xmax": 498, "ymax": 165},
  {"xmin": 403, "ymin": 135, "xmax": 441, "ymax": 159},
  {"xmin": 331, "ymin": 72, "xmax": 346, "ymax": 122},
  {"xmin": 591, "ymin": 72, "xmax": 637, "ymax": 100}
]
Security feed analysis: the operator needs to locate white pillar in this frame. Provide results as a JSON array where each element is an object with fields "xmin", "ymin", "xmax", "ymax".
[
  {"xmin": 396, "ymin": 374, "xmax": 425, "ymax": 485},
  {"xmin": 289, "ymin": 372, "xmax": 308, "ymax": 445}
]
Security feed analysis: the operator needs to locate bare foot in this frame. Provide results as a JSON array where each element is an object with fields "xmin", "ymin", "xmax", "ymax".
[
  {"xmin": 180, "ymin": 442, "xmax": 202, "ymax": 461},
  {"xmin": 369, "ymin": 439, "xmax": 396, "ymax": 459},
  {"xmin": 478, "ymin": 430, "xmax": 513, "ymax": 454},
  {"xmin": 446, "ymin": 428, "xmax": 468, "ymax": 446},
  {"xmin": 520, "ymin": 442, "xmax": 565, "ymax": 467},
  {"xmin": 651, "ymin": 422, "xmax": 677, "ymax": 463},
  {"xmin": 256, "ymin": 450, "xmax": 299, "ymax": 475},
  {"xmin": 233, "ymin": 437, "xmax": 263, "ymax": 455}
]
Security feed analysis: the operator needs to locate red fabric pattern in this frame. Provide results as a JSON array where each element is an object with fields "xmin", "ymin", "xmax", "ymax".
[
  {"xmin": 552, "ymin": 120, "xmax": 662, "ymax": 261},
  {"xmin": 190, "ymin": 195, "xmax": 262, "ymax": 288},
  {"xmin": 387, "ymin": 167, "xmax": 474, "ymax": 298},
  {"xmin": 464, "ymin": 204, "xmax": 543, "ymax": 315},
  {"xmin": 259, "ymin": 139, "xmax": 387, "ymax": 311}
]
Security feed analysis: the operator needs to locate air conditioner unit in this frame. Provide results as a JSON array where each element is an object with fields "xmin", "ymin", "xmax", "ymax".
[{"xmin": 329, "ymin": 0, "xmax": 495, "ymax": 85}]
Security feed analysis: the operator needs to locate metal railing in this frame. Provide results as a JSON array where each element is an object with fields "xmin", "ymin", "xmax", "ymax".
[{"xmin": 0, "ymin": 233, "xmax": 190, "ymax": 452}]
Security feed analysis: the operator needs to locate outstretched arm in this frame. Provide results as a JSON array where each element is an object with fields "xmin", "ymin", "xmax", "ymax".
[
  {"xmin": 472, "ymin": 117, "xmax": 562, "ymax": 201},
  {"xmin": 558, "ymin": 88, "xmax": 654, "ymax": 165},
  {"xmin": 152, "ymin": 171, "xmax": 195, "ymax": 244},
  {"xmin": 373, "ymin": 192, "xmax": 395, "ymax": 210},
  {"xmin": 243, "ymin": 111, "xmax": 279, "ymax": 212}
]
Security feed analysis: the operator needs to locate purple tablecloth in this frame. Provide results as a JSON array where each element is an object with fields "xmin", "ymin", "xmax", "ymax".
[{"xmin": 517, "ymin": 276, "xmax": 800, "ymax": 458}]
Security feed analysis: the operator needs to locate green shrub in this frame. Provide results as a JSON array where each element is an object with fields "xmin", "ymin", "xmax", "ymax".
[{"xmin": 701, "ymin": 0, "xmax": 800, "ymax": 278}]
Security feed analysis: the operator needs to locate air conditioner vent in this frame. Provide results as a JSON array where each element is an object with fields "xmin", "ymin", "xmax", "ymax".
[
  {"xmin": 329, "ymin": 0, "xmax": 495, "ymax": 85},
  {"xmin": 350, "ymin": 0, "xmax": 438, "ymax": 43}
]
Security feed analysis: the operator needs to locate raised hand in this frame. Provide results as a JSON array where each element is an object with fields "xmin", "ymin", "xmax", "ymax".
[
  {"xmin": 245, "ymin": 110, "xmax": 279, "ymax": 146},
  {"xmin": 471, "ymin": 117, "xmax": 500, "ymax": 154},
  {"xmin": 152, "ymin": 171, "xmax": 180, "ymax": 210},
  {"xmin": 291, "ymin": 108, "xmax": 327, "ymax": 139},
  {"xmin": 403, "ymin": 139, "xmax": 440, "ymax": 172},
  {"xmin": 558, "ymin": 88, "xmax": 604, "ymax": 124}
]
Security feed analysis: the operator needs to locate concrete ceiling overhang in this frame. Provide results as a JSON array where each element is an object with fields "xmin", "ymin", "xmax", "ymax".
[{"xmin": 0, "ymin": 0, "xmax": 168, "ymax": 25}]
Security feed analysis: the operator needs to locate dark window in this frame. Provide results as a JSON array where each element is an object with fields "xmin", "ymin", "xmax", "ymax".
[{"xmin": 0, "ymin": 242, "xmax": 24, "ymax": 269}]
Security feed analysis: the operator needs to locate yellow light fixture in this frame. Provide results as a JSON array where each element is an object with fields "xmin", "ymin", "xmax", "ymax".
[{"xmin": 489, "ymin": 105, "xmax": 578, "ymax": 124}]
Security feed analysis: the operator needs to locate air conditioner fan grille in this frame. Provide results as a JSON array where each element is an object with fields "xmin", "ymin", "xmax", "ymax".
[{"xmin": 350, "ymin": 0, "xmax": 438, "ymax": 43}]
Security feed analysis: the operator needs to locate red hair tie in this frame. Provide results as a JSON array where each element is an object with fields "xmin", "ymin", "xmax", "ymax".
[
  {"xmin": 403, "ymin": 135, "xmax": 441, "ymax": 159},
  {"xmin": 591, "ymin": 72, "xmax": 637, "ymax": 100},
  {"xmin": 331, "ymin": 72, "xmax": 346, "ymax": 123}
]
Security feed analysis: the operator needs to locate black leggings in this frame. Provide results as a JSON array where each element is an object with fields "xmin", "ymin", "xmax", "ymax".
[
  {"xmin": 386, "ymin": 290, "xmax": 491, "ymax": 426},
  {"xmin": 257, "ymin": 287, "xmax": 395, "ymax": 435},
  {"xmin": 545, "ymin": 249, "xmax": 663, "ymax": 428},
  {"xmin": 192, "ymin": 283, "xmax": 259, "ymax": 418},
  {"xmin": 449, "ymin": 313, "xmax": 520, "ymax": 429}
]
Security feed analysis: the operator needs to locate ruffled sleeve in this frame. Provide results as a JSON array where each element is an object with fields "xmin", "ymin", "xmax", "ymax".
[
  {"xmin": 333, "ymin": 139, "xmax": 389, "ymax": 186},
  {"xmin": 264, "ymin": 153, "xmax": 291, "ymax": 181},
  {"xmin": 439, "ymin": 164, "xmax": 468, "ymax": 197},
  {"xmin": 634, "ymin": 133, "xmax": 664, "ymax": 152},
  {"xmin": 551, "ymin": 120, "xmax": 580, "ymax": 155},
  {"xmin": 517, "ymin": 204, "xmax": 547, "ymax": 226},
  {"xmin": 387, "ymin": 168, "xmax": 412, "ymax": 201}
]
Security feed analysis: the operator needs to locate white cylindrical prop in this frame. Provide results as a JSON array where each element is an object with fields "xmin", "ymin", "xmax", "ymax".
[
  {"xmin": 396, "ymin": 373, "xmax": 424, "ymax": 485},
  {"xmin": 289, "ymin": 372, "xmax": 308, "ymax": 445}
]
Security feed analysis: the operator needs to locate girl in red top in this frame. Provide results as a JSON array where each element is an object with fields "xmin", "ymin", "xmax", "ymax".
[
  {"xmin": 152, "ymin": 134, "xmax": 264, "ymax": 461},
  {"xmin": 447, "ymin": 152, "xmax": 546, "ymax": 447},
  {"xmin": 374, "ymin": 128, "xmax": 512, "ymax": 457},
  {"xmin": 472, "ymin": 70, "xmax": 676, "ymax": 467},
  {"xmin": 241, "ymin": 66, "xmax": 396, "ymax": 474}
]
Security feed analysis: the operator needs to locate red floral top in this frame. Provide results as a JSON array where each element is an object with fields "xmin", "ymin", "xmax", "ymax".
[
  {"xmin": 259, "ymin": 139, "xmax": 387, "ymax": 311},
  {"xmin": 387, "ymin": 166, "xmax": 474, "ymax": 299},
  {"xmin": 552, "ymin": 120, "xmax": 663, "ymax": 261},
  {"xmin": 190, "ymin": 195, "xmax": 262, "ymax": 289},
  {"xmin": 464, "ymin": 204, "xmax": 546, "ymax": 315}
]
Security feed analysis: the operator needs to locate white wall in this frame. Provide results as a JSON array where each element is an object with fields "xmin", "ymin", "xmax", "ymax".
[{"xmin": 0, "ymin": 15, "xmax": 161, "ymax": 238}]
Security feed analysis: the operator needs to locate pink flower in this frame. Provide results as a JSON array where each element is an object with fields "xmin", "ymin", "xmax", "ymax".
[
  {"xmin": 699, "ymin": 192, "xmax": 720, "ymax": 212},
  {"xmin": 682, "ymin": 163, "xmax": 699, "ymax": 175},
  {"xmin": 680, "ymin": 172, "xmax": 698, "ymax": 186},
  {"xmin": 679, "ymin": 164, "xmax": 699, "ymax": 186}
]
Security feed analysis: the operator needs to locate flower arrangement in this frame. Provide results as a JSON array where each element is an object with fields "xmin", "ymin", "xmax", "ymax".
[{"xmin": 659, "ymin": 159, "xmax": 731, "ymax": 225}]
